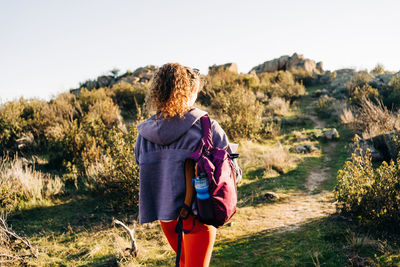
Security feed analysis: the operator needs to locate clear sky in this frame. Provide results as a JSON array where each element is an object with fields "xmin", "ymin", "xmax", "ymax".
[{"xmin": 1, "ymin": 0, "xmax": 399, "ymax": 102}]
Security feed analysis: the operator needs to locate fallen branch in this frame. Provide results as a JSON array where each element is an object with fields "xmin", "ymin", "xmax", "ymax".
[
  {"xmin": 113, "ymin": 219, "xmax": 138, "ymax": 257},
  {"xmin": 0, "ymin": 214, "xmax": 38, "ymax": 259}
]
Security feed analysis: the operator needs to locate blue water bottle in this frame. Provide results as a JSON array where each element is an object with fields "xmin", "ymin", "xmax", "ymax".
[{"xmin": 193, "ymin": 172, "xmax": 214, "ymax": 221}]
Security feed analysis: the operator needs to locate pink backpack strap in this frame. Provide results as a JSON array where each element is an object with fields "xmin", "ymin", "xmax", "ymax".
[
  {"xmin": 189, "ymin": 115, "xmax": 213, "ymax": 161},
  {"xmin": 200, "ymin": 115, "xmax": 213, "ymax": 151}
]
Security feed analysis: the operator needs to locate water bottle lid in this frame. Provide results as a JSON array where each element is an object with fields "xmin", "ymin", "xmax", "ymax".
[{"xmin": 199, "ymin": 172, "xmax": 208, "ymax": 178}]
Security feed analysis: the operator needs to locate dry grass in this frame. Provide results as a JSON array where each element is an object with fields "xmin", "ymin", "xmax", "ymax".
[
  {"xmin": 352, "ymin": 99, "xmax": 400, "ymax": 139},
  {"xmin": 0, "ymin": 156, "xmax": 63, "ymax": 211},
  {"xmin": 263, "ymin": 144, "xmax": 298, "ymax": 175},
  {"xmin": 340, "ymin": 108, "xmax": 356, "ymax": 125}
]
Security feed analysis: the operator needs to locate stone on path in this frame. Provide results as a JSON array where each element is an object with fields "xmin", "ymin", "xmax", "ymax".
[{"xmin": 323, "ymin": 128, "xmax": 339, "ymax": 140}]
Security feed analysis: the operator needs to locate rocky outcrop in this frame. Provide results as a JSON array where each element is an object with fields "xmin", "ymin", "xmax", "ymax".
[
  {"xmin": 326, "ymin": 68, "xmax": 356, "ymax": 98},
  {"xmin": 250, "ymin": 53, "xmax": 324, "ymax": 75},
  {"xmin": 120, "ymin": 65, "xmax": 159, "ymax": 84},
  {"xmin": 208, "ymin": 63, "xmax": 238, "ymax": 75},
  {"xmin": 70, "ymin": 65, "xmax": 158, "ymax": 95}
]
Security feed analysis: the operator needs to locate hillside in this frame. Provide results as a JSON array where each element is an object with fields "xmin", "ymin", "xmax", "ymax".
[{"xmin": 1, "ymin": 55, "xmax": 400, "ymax": 266}]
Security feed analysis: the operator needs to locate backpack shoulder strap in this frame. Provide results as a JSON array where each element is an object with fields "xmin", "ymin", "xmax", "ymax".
[
  {"xmin": 175, "ymin": 158, "xmax": 196, "ymax": 267},
  {"xmin": 200, "ymin": 115, "xmax": 213, "ymax": 151},
  {"xmin": 179, "ymin": 159, "xmax": 195, "ymax": 219}
]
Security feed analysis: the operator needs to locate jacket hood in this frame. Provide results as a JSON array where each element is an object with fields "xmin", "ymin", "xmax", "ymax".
[{"xmin": 137, "ymin": 108, "xmax": 207, "ymax": 145}]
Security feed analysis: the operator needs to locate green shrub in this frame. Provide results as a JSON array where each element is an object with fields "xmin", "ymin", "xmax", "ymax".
[
  {"xmin": 258, "ymin": 71, "xmax": 306, "ymax": 101},
  {"xmin": 77, "ymin": 88, "xmax": 111, "ymax": 113},
  {"xmin": 370, "ymin": 64, "xmax": 386, "ymax": 75},
  {"xmin": 210, "ymin": 86, "xmax": 264, "ymax": 140},
  {"xmin": 334, "ymin": 135, "xmax": 400, "ymax": 231},
  {"xmin": 84, "ymin": 126, "xmax": 139, "ymax": 209},
  {"xmin": 0, "ymin": 100, "xmax": 25, "ymax": 152},
  {"xmin": 345, "ymin": 71, "xmax": 373, "ymax": 96},
  {"xmin": 110, "ymin": 82, "xmax": 147, "ymax": 120},
  {"xmin": 314, "ymin": 96, "xmax": 334, "ymax": 118},
  {"xmin": 291, "ymin": 69, "xmax": 314, "ymax": 86},
  {"xmin": 348, "ymin": 84, "xmax": 379, "ymax": 106}
]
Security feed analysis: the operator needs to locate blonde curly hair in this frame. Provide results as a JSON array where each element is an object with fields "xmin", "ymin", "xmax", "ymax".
[{"xmin": 147, "ymin": 63, "xmax": 200, "ymax": 118}]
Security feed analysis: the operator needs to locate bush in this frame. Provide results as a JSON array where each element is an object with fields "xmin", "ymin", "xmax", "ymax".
[
  {"xmin": 265, "ymin": 97, "xmax": 290, "ymax": 116},
  {"xmin": 370, "ymin": 64, "xmax": 386, "ymax": 75},
  {"xmin": 84, "ymin": 126, "xmax": 139, "ymax": 209},
  {"xmin": 0, "ymin": 100, "xmax": 26, "ymax": 152},
  {"xmin": 348, "ymin": 84, "xmax": 379, "ymax": 106},
  {"xmin": 210, "ymin": 86, "xmax": 264, "ymax": 140},
  {"xmin": 291, "ymin": 69, "xmax": 314, "ymax": 86},
  {"xmin": 258, "ymin": 71, "xmax": 306, "ymax": 101},
  {"xmin": 345, "ymin": 71, "xmax": 373, "ymax": 93},
  {"xmin": 110, "ymin": 82, "xmax": 147, "ymax": 120},
  {"xmin": 334, "ymin": 135, "xmax": 400, "ymax": 231},
  {"xmin": 315, "ymin": 96, "xmax": 335, "ymax": 119}
]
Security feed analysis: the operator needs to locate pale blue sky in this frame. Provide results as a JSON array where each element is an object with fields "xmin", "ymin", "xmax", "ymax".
[{"xmin": 0, "ymin": 0, "xmax": 399, "ymax": 102}]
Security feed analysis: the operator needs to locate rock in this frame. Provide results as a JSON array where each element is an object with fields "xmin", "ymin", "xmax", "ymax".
[
  {"xmin": 329, "ymin": 69, "xmax": 356, "ymax": 89},
  {"xmin": 250, "ymin": 53, "xmax": 323, "ymax": 75},
  {"xmin": 305, "ymin": 144, "xmax": 319, "ymax": 153},
  {"xmin": 369, "ymin": 130, "xmax": 400, "ymax": 161},
  {"xmin": 294, "ymin": 144, "xmax": 319, "ymax": 154},
  {"xmin": 70, "ymin": 65, "xmax": 159, "ymax": 94},
  {"xmin": 208, "ymin": 63, "xmax": 238, "ymax": 75},
  {"xmin": 295, "ymin": 145, "xmax": 307, "ymax": 154},
  {"xmin": 352, "ymin": 139, "xmax": 384, "ymax": 161},
  {"xmin": 323, "ymin": 128, "xmax": 339, "ymax": 140},
  {"xmin": 264, "ymin": 192, "xmax": 279, "ymax": 202},
  {"xmin": 369, "ymin": 73, "xmax": 396, "ymax": 90},
  {"xmin": 96, "ymin": 75, "xmax": 116, "ymax": 88}
]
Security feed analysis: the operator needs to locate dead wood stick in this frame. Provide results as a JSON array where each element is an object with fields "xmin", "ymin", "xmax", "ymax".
[
  {"xmin": 113, "ymin": 219, "xmax": 138, "ymax": 257},
  {"xmin": 0, "ymin": 215, "xmax": 38, "ymax": 258}
]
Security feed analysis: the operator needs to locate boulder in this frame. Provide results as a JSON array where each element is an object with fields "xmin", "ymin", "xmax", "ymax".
[
  {"xmin": 369, "ymin": 131, "xmax": 400, "ymax": 161},
  {"xmin": 352, "ymin": 138, "xmax": 384, "ymax": 161},
  {"xmin": 250, "ymin": 53, "xmax": 323, "ymax": 75},
  {"xmin": 323, "ymin": 128, "xmax": 339, "ymax": 140},
  {"xmin": 208, "ymin": 63, "xmax": 238, "ymax": 75},
  {"xmin": 329, "ymin": 69, "xmax": 356, "ymax": 89}
]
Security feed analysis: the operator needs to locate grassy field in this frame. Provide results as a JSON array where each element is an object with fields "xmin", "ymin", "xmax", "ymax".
[{"xmin": 6, "ymin": 85, "xmax": 400, "ymax": 266}]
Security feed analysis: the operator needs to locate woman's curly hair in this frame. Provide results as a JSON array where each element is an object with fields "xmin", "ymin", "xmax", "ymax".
[{"xmin": 147, "ymin": 63, "xmax": 200, "ymax": 118}]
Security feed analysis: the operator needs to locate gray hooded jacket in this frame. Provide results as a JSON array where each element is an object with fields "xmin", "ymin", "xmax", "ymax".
[{"xmin": 135, "ymin": 108, "xmax": 239, "ymax": 223}]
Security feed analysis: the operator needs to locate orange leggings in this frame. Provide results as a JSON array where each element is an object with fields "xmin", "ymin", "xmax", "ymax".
[{"xmin": 160, "ymin": 216, "xmax": 217, "ymax": 267}]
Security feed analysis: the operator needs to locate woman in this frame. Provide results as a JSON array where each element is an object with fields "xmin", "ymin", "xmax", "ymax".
[{"xmin": 135, "ymin": 63, "xmax": 241, "ymax": 267}]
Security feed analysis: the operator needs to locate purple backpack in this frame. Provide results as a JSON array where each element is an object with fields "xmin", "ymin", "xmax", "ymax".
[
  {"xmin": 189, "ymin": 115, "xmax": 238, "ymax": 227},
  {"xmin": 174, "ymin": 115, "xmax": 238, "ymax": 267}
]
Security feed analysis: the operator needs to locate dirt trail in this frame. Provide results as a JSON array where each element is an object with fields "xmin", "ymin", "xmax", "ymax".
[{"xmin": 220, "ymin": 112, "xmax": 337, "ymax": 238}]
